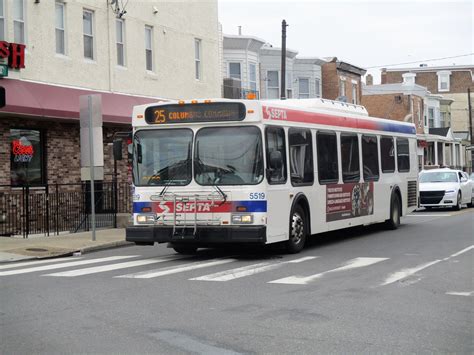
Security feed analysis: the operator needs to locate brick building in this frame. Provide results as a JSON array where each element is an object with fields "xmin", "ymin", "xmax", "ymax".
[
  {"xmin": 381, "ymin": 65, "xmax": 473, "ymax": 171},
  {"xmin": 321, "ymin": 57, "xmax": 366, "ymax": 104},
  {"xmin": 382, "ymin": 65, "xmax": 473, "ymax": 141}
]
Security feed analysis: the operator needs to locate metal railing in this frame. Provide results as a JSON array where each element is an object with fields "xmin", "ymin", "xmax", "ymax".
[{"xmin": 0, "ymin": 182, "xmax": 131, "ymax": 238}]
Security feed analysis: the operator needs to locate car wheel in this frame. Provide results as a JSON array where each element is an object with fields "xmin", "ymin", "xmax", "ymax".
[
  {"xmin": 385, "ymin": 194, "xmax": 401, "ymax": 230},
  {"xmin": 453, "ymin": 192, "xmax": 462, "ymax": 211},
  {"xmin": 286, "ymin": 205, "xmax": 307, "ymax": 254}
]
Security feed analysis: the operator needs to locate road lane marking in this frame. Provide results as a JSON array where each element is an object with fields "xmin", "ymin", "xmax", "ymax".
[
  {"xmin": 190, "ymin": 256, "xmax": 318, "ymax": 282},
  {"xmin": 381, "ymin": 260, "xmax": 441, "ymax": 286},
  {"xmin": 0, "ymin": 255, "xmax": 138, "ymax": 276},
  {"xmin": 445, "ymin": 245, "xmax": 474, "ymax": 259},
  {"xmin": 0, "ymin": 257, "xmax": 80, "ymax": 270},
  {"xmin": 268, "ymin": 257, "xmax": 388, "ymax": 285},
  {"xmin": 153, "ymin": 330, "xmax": 241, "ymax": 355},
  {"xmin": 446, "ymin": 291, "xmax": 473, "ymax": 297},
  {"xmin": 116, "ymin": 258, "xmax": 235, "ymax": 279},
  {"xmin": 381, "ymin": 244, "xmax": 474, "ymax": 286},
  {"xmin": 406, "ymin": 214, "xmax": 451, "ymax": 217},
  {"xmin": 43, "ymin": 256, "xmax": 181, "ymax": 277}
]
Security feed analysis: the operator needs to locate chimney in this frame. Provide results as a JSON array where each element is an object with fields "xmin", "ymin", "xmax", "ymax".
[
  {"xmin": 366, "ymin": 74, "xmax": 373, "ymax": 86},
  {"xmin": 238, "ymin": 26, "xmax": 242, "ymax": 35},
  {"xmin": 381, "ymin": 68, "xmax": 387, "ymax": 84}
]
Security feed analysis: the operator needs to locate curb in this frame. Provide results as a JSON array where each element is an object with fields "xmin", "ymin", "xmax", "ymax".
[
  {"xmin": 0, "ymin": 240, "xmax": 133, "ymax": 264},
  {"xmin": 79, "ymin": 240, "xmax": 133, "ymax": 254}
]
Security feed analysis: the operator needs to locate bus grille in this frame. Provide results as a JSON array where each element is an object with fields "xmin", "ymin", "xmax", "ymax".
[
  {"xmin": 407, "ymin": 180, "xmax": 417, "ymax": 207},
  {"xmin": 420, "ymin": 191, "xmax": 444, "ymax": 204}
]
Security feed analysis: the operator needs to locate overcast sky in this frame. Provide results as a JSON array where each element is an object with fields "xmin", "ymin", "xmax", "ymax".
[{"xmin": 218, "ymin": 0, "xmax": 473, "ymax": 83}]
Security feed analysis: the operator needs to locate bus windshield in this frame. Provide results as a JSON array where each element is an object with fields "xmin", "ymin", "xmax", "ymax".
[
  {"xmin": 133, "ymin": 129, "xmax": 193, "ymax": 186},
  {"xmin": 195, "ymin": 126, "xmax": 264, "ymax": 185}
]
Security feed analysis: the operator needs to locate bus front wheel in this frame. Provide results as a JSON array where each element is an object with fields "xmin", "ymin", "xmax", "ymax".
[
  {"xmin": 286, "ymin": 205, "xmax": 307, "ymax": 254},
  {"xmin": 172, "ymin": 246, "xmax": 198, "ymax": 255}
]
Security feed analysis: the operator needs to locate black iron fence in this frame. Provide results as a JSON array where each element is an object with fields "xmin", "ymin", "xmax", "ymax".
[{"xmin": 0, "ymin": 182, "xmax": 131, "ymax": 238}]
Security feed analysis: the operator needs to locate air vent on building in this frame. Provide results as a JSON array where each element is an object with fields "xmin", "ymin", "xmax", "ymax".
[{"xmin": 395, "ymin": 95, "xmax": 402, "ymax": 103}]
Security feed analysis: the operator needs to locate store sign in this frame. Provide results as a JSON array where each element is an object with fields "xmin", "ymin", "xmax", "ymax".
[
  {"xmin": 0, "ymin": 41, "xmax": 26, "ymax": 70},
  {"xmin": 12, "ymin": 137, "xmax": 34, "ymax": 163}
]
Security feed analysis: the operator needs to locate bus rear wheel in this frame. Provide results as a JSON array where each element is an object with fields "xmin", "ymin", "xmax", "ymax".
[
  {"xmin": 286, "ymin": 205, "xmax": 307, "ymax": 254},
  {"xmin": 385, "ymin": 194, "xmax": 401, "ymax": 230}
]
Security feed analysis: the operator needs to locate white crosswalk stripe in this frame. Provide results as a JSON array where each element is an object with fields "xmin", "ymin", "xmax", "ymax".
[
  {"xmin": 0, "ymin": 257, "xmax": 80, "ymax": 270},
  {"xmin": 116, "ymin": 258, "xmax": 235, "ymax": 279},
  {"xmin": 268, "ymin": 257, "xmax": 389, "ymax": 285},
  {"xmin": 43, "ymin": 256, "xmax": 182, "ymax": 277},
  {"xmin": 190, "ymin": 256, "xmax": 318, "ymax": 282},
  {"xmin": 0, "ymin": 255, "xmax": 138, "ymax": 276}
]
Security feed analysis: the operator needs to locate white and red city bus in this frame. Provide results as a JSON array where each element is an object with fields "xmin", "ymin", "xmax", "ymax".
[{"xmin": 127, "ymin": 98, "xmax": 418, "ymax": 254}]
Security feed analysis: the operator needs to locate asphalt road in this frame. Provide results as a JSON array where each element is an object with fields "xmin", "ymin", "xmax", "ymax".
[{"xmin": 1, "ymin": 208, "xmax": 473, "ymax": 354}]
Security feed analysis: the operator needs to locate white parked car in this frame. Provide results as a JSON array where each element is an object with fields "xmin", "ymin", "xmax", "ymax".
[{"xmin": 419, "ymin": 168, "xmax": 473, "ymax": 210}]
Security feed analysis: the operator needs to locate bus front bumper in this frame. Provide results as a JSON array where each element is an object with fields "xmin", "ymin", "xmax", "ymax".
[{"xmin": 126, "ymin": 225, "xmax": 267, "ymax": 245}]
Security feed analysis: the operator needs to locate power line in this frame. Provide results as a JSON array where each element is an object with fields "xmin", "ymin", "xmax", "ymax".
[{"xmin": 365, "ymin": 53, "xmax": 474, "ymax": 69}]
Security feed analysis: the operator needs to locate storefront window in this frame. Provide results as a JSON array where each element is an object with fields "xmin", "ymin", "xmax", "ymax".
[{"xmin": 10, "ymin": 129, "xmax": 45, "ymax": 186}]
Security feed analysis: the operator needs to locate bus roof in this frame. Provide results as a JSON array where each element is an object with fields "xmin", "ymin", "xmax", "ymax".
[{"xmin": 133, "ymin": 98, "xmax": 416, "ymax": 135}]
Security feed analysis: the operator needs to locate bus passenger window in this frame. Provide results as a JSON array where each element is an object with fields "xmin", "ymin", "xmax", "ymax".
[
  {"xmin": 362, "ymin": 135, "xmax": 379, "ymax": 181},
  {"xmin": 289, "ymin": 128, "xmax": 314, "ymax": 186},
  {"xmin": 397, "ymin": 138, "xmax": 410, "ymax": 172},
  {"xmin": 317, "ymin": 132, "xmax": 338, "ymax": 184},
  {"xmin": 381, "ymin": 137, "xmax": 395, "ymax": 173},
  {"xmin": 341, "ymin": 134, "xmax": 360, "ymax": 183},
  {"xmin": 265, "ymin": 127, "xmax": 287, "ymax": 184}
]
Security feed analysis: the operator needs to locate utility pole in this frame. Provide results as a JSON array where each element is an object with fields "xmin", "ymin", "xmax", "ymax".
[
  {"xmin": 468, "ymin": 88, "xmax": 473, "ymax": 172},
  {"xmin": 280, "ymin": 19, "xmax": 288, "ymax": 100}
]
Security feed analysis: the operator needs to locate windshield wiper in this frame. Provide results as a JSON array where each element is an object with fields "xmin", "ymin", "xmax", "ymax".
[
  {"xmin": 195, "ymin": 143, "xmax": 227, "ymax": 206},
  {"xmin": 159, "ymin": 158, "xmax": 191, "ymax": 196}
]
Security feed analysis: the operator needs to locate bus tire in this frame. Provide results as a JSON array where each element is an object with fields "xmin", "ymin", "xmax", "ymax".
[
  {"xmin": 453, "ymin": 192, "xmax": 462, "ymax": 211},
  {"xmin": 385, "ymin": 194, "xmax": 401, "ymax": 230},
  {"xmin": 172, "ymin": 246, "xmax": 198, "ymax": 255},
  {"xmin": 286, "ymin": 205, "xmax": 307, "ymax": 254}
]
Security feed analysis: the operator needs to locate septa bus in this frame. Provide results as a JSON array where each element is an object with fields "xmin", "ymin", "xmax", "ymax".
[{"xmin": 126, "ymin": 98, "xmax": 418, "ymax": 254}]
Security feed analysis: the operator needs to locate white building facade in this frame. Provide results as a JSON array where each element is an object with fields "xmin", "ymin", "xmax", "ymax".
[{"xmin": 0, "ymin": 0, "xmax": 221, "ymax": 187}]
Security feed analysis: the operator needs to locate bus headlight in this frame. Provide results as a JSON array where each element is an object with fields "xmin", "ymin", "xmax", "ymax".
[
  {"xmin": 231, "ymin": 214, "xmax": 254, "ymax": 224},
  {"xmin": 136, "ymin": 214, "xmax": 155, "ymax": 224}
]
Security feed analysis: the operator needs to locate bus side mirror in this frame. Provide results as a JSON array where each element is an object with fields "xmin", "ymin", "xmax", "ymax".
[
  {"xmin": 269, "ymin": 150, "xmax": 283, "ymax": 170},
  {"xmin": 113, "ymin": 139, "xmax": 123, "ymax": 161}
]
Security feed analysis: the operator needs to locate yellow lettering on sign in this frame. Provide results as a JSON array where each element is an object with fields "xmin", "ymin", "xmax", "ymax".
[{"xmin": 154, "ymin": 110, "xmax": 166, "ymax": 123}]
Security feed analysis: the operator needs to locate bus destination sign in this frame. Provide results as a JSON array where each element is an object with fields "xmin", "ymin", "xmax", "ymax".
[{"xmin": 145, "ymin": 102, "xmax": 246, "ymax": 124}]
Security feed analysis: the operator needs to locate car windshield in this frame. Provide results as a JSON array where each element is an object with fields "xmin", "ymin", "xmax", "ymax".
[
  {"xmin": 419, "ymin": 171, "xmax": 458, "ymax": 183},
  {"xmin": 194, "ymin": 126, "xmax": 264, "ymax": 185},
  {"xmin": 133, "ymin": 129, "xmax": 193, "ymax": 186}
]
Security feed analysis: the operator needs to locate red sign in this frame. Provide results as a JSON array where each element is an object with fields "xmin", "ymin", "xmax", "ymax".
[
  {"xmin": 12, "ymin": 138, "xmax": 34, "ymax": 162},
  {"xmin": 326, "ymin": 182, "xmax": 374, "ymax": 222},
  {"xmin": 0, "ymin": 41, "xmax": 26, "ymax": 69}
]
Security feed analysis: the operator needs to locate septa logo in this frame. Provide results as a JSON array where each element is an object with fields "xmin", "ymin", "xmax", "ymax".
[{"xmin": 263, "ymin": 106, "xmax": 288, "ymax": 120}]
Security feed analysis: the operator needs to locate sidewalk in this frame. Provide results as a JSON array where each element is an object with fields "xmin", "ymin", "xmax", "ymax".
[{"xmin": 0, "ymin": 228, "xmax": 130, "ymax": 263}]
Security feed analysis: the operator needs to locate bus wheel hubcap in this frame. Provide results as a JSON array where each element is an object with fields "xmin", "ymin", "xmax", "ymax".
[{"xmin": 291, "ymin": 213, "xmax": 304, "ymax": 244}]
